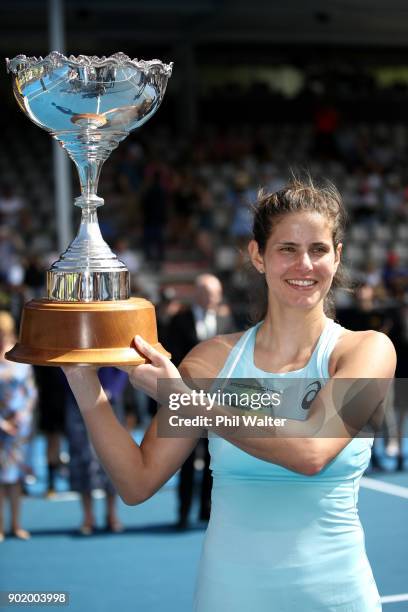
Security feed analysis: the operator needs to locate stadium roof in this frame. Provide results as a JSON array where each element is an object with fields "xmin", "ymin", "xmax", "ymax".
[{"xmin": 2, "ymin": 0, "xmax": 408, "ymax": 54}]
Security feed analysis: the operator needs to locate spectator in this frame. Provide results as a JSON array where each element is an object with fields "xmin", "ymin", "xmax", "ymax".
[
  {"xmin": 337, "ymin": 284, "xmax": 401, "ymax": 469},
  {"xmin": 0, "ymin": 311, "xmax": 37, "ymax": 541},
  {"xmin": 140, "ymin": 170, "xmax": 168, "ymax": 268},
  {"xmin": 64, "ymin": 367, "xmax": 128, "ymax": 534},
  {"xmin": 166, "ymin": 274, "xmax": 235, "ymax": 528},
  {"xmin": 34, "ymin": 367, "xmax": 66, "ymax": 496},
  {"xmin": 0, "ymin": 185, "xmax": 25, "ymax": 229}
]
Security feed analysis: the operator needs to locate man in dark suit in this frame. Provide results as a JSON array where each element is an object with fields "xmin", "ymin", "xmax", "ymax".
[{"xmin": 166, "ymin": 274, "xmax": 235, "ymax": 528}]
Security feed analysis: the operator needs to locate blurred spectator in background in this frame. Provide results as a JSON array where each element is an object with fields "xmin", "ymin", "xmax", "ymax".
[
  {"xmin": 117, "ymin": 143, "xmax": 145, "ymax": 228},
  {"xmin": 335, "ymin": 120, "xmax": 361, "ymax": 170},
  {"xmin": 228, "ymin": 171, "xmax": 256, "ymax": 248},
  {"xmin": 65, "ymin": 367, "xmax": 128, "ymax": 535},
  {"xmin": 353, "ymin": 169, "xmax": 380, "ymax": 225},
  {"xmin": 383, "ymin": 174, "xmax": 404, "ymax": 224},
  {"xmin": 313, "ymin": 98, "xmax": 340, "ymax": 159},
  {"xmin": 383, "ymin": 251, "xmax": 408, "ymax": 299},
  {"xmin": 338, "ymin": 284, "xmax": 401, "ymax": 469},
  {"xmin": 395, "ymin": 381, "xmax": 407, "ymax": 471},
  {"xmin": 359, "ymin": 260, "xmax": 383, "ymax": 288},
  {"xmin": 156, "ymin": 287, "xmax": 182, "ymax": 337},
  {"xmin": 114, "ymin": 238, "xmax": 141, "ymax": 281},
  {"xmin": 0, "ymin": 225, "xmax": 25, "ymax": 322},
  {"xmin": 0, "ymin": 226, "xmax": 24, "ymax": 285},
  {"xmin": 171, "ymin": 167, "xmax": 196, "ymax": 247},
  {"xmin": 395, "ymin": 302, "xmax": 408, "ymax": 470},
  {"xmin": 0, "ymin": 185, "xmax": 25, "ymax": 230},
  {"xmin": 195, "ymin": 178, "xmax": 215, "ymax": 262},
  {"xmin": 34, "ymin": 367, "xmax": 67, "ymax": 496},
  {"xmin": 340, "ymin": 283, "xmax": 390, "ymax": 332},
  {"xmin": 140, "ymin": 169, "xmax": 168, "ymax": 268},
  {"xmin": 399, "ymin": 187, "xmax": 408, "ymax": 223},
  {"xmin": 166, "ymin": 274, "xmax": 235, "ymax": 528},
  {"xmin": 0, "ymin": 311, "xmax": 37, "ymax": 541},
  {"xmin": 23, "ymin": 252, "xmax": 45, "ymax": 300}
]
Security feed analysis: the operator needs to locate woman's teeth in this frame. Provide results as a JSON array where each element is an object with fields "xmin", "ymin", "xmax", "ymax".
[{"xmin": 286, "ymin": 280, "xmax": 316, "ymax": 286}]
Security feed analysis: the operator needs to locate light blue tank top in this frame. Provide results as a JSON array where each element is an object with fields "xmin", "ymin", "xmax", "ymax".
[{"xmin": 194, "ymin": 318, "xmax": 381, "ymax": 612}]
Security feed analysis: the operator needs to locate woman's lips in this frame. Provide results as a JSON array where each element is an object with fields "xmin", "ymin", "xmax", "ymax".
[{"xmin": 285, "ymin": 279, "xmax": 318, "ymax": 291}]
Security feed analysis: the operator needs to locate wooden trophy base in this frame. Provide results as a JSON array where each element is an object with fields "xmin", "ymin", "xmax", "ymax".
[{"xmin": 6, "ymin": 298, "xmax": 170, "ymax": 366}]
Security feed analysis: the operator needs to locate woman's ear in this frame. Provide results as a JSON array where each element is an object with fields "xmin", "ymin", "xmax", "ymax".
[
  {"xmin": 334, "ymin": 243, "xmax": 342, "ymax": 267},
  {"xmin": 248, "ymin": 240, "xmax": 265, "ymax": 273}
]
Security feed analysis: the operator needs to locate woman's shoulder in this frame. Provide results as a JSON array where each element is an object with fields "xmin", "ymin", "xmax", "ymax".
[
  {"xmin": 179, "ymin": 331, "xmax": 246, "ymax": 379},
  {"xmin": 329, "ymin": 326, "xmax": 396, "ymax": 377}
]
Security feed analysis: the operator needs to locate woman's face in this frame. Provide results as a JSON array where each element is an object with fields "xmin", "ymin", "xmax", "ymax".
[{"xmin": 249, "ymin": 211, "xmax": 342, "ymax": 312}]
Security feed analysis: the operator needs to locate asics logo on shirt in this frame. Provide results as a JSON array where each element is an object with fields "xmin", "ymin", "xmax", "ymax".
[{"xmin": 301, "ymin": 381, "xmax": 322, "ymax": 411}]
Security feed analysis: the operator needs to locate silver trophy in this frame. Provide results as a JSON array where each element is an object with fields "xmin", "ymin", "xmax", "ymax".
[{"xmin": 5, "ymin": 52, "xmax": 173, "ymax": 365}]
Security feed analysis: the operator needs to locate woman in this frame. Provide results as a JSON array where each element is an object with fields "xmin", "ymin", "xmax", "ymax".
[
  {"xmin": 63, "ymin": 179, "xmax": 395, "ymax": 610},
  {"xmin": 0, "ymin": 311, "xmax": 37, "ymax": 541}
]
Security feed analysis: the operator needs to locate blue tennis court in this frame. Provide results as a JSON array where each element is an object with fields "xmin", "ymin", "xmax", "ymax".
[{"xmin": 0, "ymin": 435, "xmax": 407, "ymax": 612}]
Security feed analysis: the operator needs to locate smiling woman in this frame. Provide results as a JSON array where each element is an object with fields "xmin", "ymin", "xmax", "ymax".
[
  {"xmin": 249, "ymin": 178, "xmax": 348, "ymax": 322},
  {"xmin": 62, "ymin": 177, "xmax": 396, "ymax": 612}
]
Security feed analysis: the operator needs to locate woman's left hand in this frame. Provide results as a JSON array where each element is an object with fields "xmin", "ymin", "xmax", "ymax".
[{"xmin": 121, "ymin": 336, "xmax": 188, "ymax": 401}]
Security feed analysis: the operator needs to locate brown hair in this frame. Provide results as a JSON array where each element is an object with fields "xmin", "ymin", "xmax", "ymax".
[{"xmin": 250, "ymin": 177, "xmax": 348, "ymax": 321}]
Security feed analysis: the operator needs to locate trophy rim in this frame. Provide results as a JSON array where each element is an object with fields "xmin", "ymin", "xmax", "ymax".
[
  {"xmin": 6, "ymin": 51, "xmax": 173, "ymax": 77},
  {"xmin": 6, "ymin": 343, "xmax": 171, "ymax": 366}
]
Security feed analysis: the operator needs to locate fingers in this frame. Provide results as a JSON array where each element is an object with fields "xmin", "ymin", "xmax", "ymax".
[{"xmin": 133, "ymin": 335, "xmax": 164, "ymax": 366}]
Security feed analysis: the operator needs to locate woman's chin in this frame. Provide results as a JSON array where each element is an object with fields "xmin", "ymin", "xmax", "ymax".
[{"xmin": 283, "ymin": 293, "xmax": 323, "ymax": 310}]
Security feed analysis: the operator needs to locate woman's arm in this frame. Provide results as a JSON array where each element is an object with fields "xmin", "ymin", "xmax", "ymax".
[
  {"xmin": 130, "ymin": 331, "xmax": 396, "ymax": 476},
  {"xmin": 63, "ymin": 356, "xmax": 199, "ymax": 505}
]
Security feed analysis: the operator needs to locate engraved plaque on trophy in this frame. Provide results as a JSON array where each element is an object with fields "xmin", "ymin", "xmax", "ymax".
[{"xmin": 5, "ymin": 52, "xmax": 173, "ymax": 365}]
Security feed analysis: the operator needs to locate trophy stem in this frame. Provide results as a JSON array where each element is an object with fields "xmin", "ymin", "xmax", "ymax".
[
  {"xmin": 75, "ymin": 160, "xmax": 104, "ymax": 207},
  {"xmin": 46, "ymin": 198, "xmax": 130, "ymax": 300},
  {"xmin": 53, "ymin": 127, "xmax": 128, "ymax": 208},
  {"xmin": 45, "ymin": 129, "xmax": 131, "ymax": 302}
]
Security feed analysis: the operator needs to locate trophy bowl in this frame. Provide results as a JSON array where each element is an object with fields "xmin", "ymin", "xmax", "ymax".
[{"xmin": 5, "ymin": 51, "xmax": 173, "ymax": 366}]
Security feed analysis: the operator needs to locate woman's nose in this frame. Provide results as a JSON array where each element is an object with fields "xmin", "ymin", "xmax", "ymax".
[{"xmin": 294, "ymin": 251, "xmax": 313, "ymax": 271}]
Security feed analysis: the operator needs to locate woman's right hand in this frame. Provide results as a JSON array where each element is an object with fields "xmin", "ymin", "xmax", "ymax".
[{"xmin": 120, "ymin": 335, "xmax": 189, "ymax": 402}]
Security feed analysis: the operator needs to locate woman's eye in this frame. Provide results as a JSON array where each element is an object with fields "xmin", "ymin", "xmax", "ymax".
[{"xmin": 279, "ymin": 246, "xmax": 329, "ymax": 254}]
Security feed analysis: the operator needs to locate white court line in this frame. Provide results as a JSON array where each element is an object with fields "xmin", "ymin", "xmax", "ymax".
[
  {"xmin": 381, "ymin": 593, "xmax": 408, "ymax": 604},
  {"xmin": 361, "ymin": 477, "xmax": 408, "ymax": 499},
  {"xmin": 49, "ymin": 489, "xmax": 106, "ymax": 502},
  {"xmin": 361, "ymin": 480, "xmax": 408, "ymax": 606}
]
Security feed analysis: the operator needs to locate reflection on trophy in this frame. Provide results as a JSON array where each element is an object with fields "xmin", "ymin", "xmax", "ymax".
[{"xmin": 5, "ymin": 51, "xmax": 173, "ymax": 365}]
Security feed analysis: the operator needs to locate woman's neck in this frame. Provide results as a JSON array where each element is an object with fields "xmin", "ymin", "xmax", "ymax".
[{"xmin": 256, "ymin": 305, "xmax": 328, "ymax": 369}]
